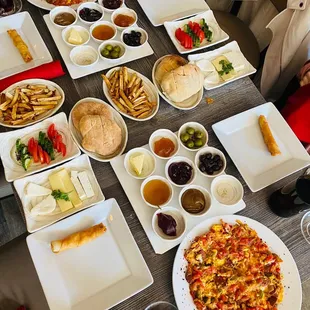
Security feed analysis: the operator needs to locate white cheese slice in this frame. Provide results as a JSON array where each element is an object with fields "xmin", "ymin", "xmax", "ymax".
[
  {"xmin": 78, "ymin": 171, "xmax": 94, "ymax": 199},
  {"xmin": 30, "ymin": 194, "xmax": 56, "ymax": 216},
  {"xmin": 71, "ymin": 170, "xmax": 79, "ymax": 178},
  {"xmin": 195, "ymin": 59, "xmax": 216, "ymax": 75},
  {"xmin": 71, "ymin": 176, "xmax": 87, "ymax": 201},
  {"xmin": 223, "ymin": 51, "xmax": 245, "ymax": 72},
  {"xmin": 204, "ymin": 71, "xmax": 221, "ymax": 85},
  {"xmin": 26, "ymin": 183, "xmax": 52, "ymax": 197}
]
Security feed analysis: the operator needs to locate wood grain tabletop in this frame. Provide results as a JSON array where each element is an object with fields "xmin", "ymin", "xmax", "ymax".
[{"xmin": 0, "ymin": 1, "xmax": 309, "ymax": 310}]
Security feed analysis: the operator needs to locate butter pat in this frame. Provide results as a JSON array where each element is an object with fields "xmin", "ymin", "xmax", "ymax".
[
  {"xmin": 130, "ymin": 153, "xmax": 144, "ymax": 176},
  {"xmin": 78, "ymin": 171, "xmax": 94, "ymax": 199},
  {"xmin": 68, "ymin": 29, "xmax": 83, "ymax": 45}
]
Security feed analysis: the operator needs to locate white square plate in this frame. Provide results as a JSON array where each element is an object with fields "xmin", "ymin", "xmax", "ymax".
[
  {"xmin": 0, "ymin": 12, "xmax": 53, "ymax": 79},
  {"xmin": 14, "ymin": 154, "xmax": 105, "ymax": 233},
  {"xmin": 137, "ymin": 0, "xmax": 210, "ymax": 27},
  {"xmin": 188, "ymin": 41, "xmax": 257, "ymax": 90},
  {"xmin": 164, "ymin": 10, "xmax": 229, "ymax": 55},
  {"xmin": 0, "ymin": 112, "xmax": 81, "ymax": 182},
  {"xmin": 212, "ymin": 102, "xmax": 310, "ymax": 192},
  {"xmin": 27, "ymin": 198, "xmax": 153, "ymax": 310}
]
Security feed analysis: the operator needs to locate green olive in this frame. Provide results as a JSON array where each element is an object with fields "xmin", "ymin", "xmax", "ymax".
[
  {"xmin": 186, "ymin": 127, "xmax": 195, "ymax": 135},
  {"xmin": 105, "ymin": 44, "xmax": 113, "ymax": 51},
  {"xmin": 194, "ymin": 139, "xmax": 203, "ymax": 147},
  {"xmin": 113, "ymin": 45, "xmax": 121, "ymax": 53},
  {"xmin": 195, "ymin": 131, "xmax": 203, "ymax": 139},
  {"xmin": 186, "ymin": 140, "xmax": 195, "ymax": 148},
  {"xmin": 101, "ymin": 49, "xmax": 110, "ymax": 57},
  {"xmin": 111, "ymin": 51, "xmax": 120, "ymax": 59},
  {"xmin": 181, "ymin": 133, "xmax": 190, "ymax": 143}
]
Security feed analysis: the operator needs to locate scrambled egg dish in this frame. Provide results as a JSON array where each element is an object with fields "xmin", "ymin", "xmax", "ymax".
[{"xmin": 185, "ymin": 220, "xmax": 283, "ymax": 310}]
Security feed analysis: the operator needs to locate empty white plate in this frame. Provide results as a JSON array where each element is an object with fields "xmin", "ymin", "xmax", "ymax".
[
  {"xmin": 27, "ymin": 198, "xmax": 153, "ymax": 310},
  {"xmin": 212, "ymin": 102, "xmax": 310, "ymax": 192}
]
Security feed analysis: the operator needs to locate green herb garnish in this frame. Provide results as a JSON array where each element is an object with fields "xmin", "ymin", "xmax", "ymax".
[
  {"xmin": 200, "ymin": 18, "xmax": 212, "ymax": 42},
  {"xmin": 51, "ymin": 190, "xmax": 70, "ymax": 201},
  {"xmin": 38, "ymin": 131, "xmax": 55, "ymax": 160},
  {"xmin": 218, "ymin": 59, "xmax": 234, "ymax": 76}
]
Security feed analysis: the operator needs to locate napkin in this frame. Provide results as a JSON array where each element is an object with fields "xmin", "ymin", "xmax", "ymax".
[{"xmin": 0, "ymin": 61, "xmax": 65, "ymax": 92}]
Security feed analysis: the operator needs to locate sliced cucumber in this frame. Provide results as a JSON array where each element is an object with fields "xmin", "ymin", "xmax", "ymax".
[{"xmin": 22, "ymin": 158, "xmax": 32, "ymax": 171}]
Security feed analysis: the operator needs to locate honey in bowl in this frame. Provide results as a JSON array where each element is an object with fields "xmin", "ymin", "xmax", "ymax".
[
  {"xmin": 154, "ymin": 137, "xmax": 175, "ymax": 158},
  {"xmin": 143, "ymin": 179, "xmax": 171, "ymax": 206},
  {"xmin": 114, "ymin": 14, "xmax": 135, "ymax": 27},
  {"xmin": 92, "ymin": 25, "xmax": 115, "ymax": 41}
]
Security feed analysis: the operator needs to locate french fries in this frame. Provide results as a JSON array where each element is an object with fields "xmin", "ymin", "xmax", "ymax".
[
  {"xmin": 102, "ymin": 67, "xmax": 157, "ymax": 119},
  {"xmin": 0, "ymin": 84, "xmax": 62, "ymax": 126}
]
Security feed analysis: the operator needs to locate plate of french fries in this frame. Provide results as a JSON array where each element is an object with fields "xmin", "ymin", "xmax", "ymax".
[
  {"xmin": 0, "ymin": 79, "xmax": 65, "ymax": 128},
  {"xmin": 102, "ymin": 67, "xmax": 159, "ymax": 121}
]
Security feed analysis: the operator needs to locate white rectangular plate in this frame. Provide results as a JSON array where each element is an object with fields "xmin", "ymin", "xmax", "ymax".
[
  {"xmin": 27, "ymin": 198, "xmax": 153, "ymax": 310},
  {"xmin": 14, "ymin": 154, "xmax": 105, "ymax": 233},
  {"xmin": 188, "ymin": 41, "xmax": 257, "ymax": 90},
  {"xmin": 0, "ymin": 112, "xmax": 81, "ymax": 182},
  {"xmin": 137, "ymin": 0, "xmax": 210, "ymax": 27},
  {"xmin": 164, "ymin": 10, "xmax": 229, "ymax": 55},
  {"xmin": 43, "ymin": 12, "xmax": 154, "ymax": 79},
  {"xmin": 111, "ymin": 143, "xmax": 246, "ymax": 254},
  {"xmin": 0, "ymin": 12, "xmax": 53, "ymax": 79},
  {"xmin": 212, "ymin": 102, "xmax": 310, "ymax": 192}
]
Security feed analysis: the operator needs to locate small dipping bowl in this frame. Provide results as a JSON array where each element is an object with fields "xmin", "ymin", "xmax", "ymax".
[
  {"xmin": 121, "ymin": 26, "xmax": 148, "ymax": 49},
  {"xmin": 111, "ymin": 7, "xmax": 137, "ymax": 31},
  {"xmin": 77, "ymin": 2, "xmax": 104, "ymax": 26},
  {"xmin": 98, "ymin": 40, "xmax": 127, "ymax": 63},
  {"xmin": 62, "ymin": 25, "xmax": 90, "ymax": 48},
  {"xmin": 211, "ymin": 175, "xmax": 244, "ymax": 206},
  {"xmin": 90, "ymin": 20, "xmax": 117, "ymax": 43},
  {"xmin": 124, "ymin": 147, "xmax": 156, "ymax": 180},
  {"xmin": 70, "ymin": 45, "xmax": 99, "ymax": 67},
  {"xmin": 152, "ymin": 206, "xmax": 186, "ymax": 242},
  {"xmin": 49, "ymin": 6, "xmax": 77, "ymax": 29},
  {"xmin": 149, "ymin": 129, "xmax": 180, "ymax": 160},
  {"xmin": 179, "ymin": 184, "xmax": 212, "ymax": 217},
  {"xmin": 140, "ymin": 175, "xmax": 173, "ymax": 209}
]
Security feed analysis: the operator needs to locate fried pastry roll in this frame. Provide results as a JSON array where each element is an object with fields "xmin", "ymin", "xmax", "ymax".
[{"xmin": 7, "ymin": 29, "xmax": 33, "ymax": 63}]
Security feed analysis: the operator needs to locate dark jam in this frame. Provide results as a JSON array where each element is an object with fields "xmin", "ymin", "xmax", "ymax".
[
  {"xmin": 102, "ymin": 0, "xmax": 122, "ymax": 9},
  {"xmin": 157, "ymin": 213, "xmax": 177, "ymax": 236},
  {"xmin": 79, "ymin": 8, "xmax": 102, "ymax": 22},
  {"xmin": 168, "ymin": 161, "xmax": 192, "ymax": 185}
]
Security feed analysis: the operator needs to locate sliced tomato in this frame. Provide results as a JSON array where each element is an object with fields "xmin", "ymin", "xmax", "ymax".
[
  {"xmin": 32, "ymin": 140, "xmax": 39, "ymax": 163},
  {"xmin": 175, "ymin": 28, "xmax": 182, "ymax": 41},
  {"xmin": 47, "ymin": 123, "xmax": 56, "ymax": 140},
  {"xmin": 38, "ymin": 145, "xmax": 45, "ymax": 164},
  {"xmin": 43, "ymin": 151, "xmax": 51, "ymax": 164},
  {"xmin": 59, "ymin": 142, "xmax": 67, "ymax": 157},
  {"xmin": 184, "ymin": 34, "xmax": 193, "ymax": 49},
  {"xmin": 197, "ymin": 29, "xmax": 205, "ymax": 42},
  {"xmin": 28, "ymin": 137, "xmax": 35, "ymax": 155}
]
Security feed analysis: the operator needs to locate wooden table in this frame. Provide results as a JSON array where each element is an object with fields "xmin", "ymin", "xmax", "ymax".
[{"xmin": 0, "ymin": 1, "xmax": 309, "ymax": 309}]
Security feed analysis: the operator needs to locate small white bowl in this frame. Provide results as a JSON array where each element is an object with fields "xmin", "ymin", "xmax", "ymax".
[
  {"xmin": 124, "ymin": 147, "xmax": 156, "ymax": 179},
  {"xmin": 90, "ymin": 20, "xmax": 117, "ymax": 43},
  {"xmin": 98, "ymin": 40, "xmax": 127, "ymax": 63},
  {"xmin": 179, "ymin": 185, "xmax": 212, "ymax": 217},
  {"xmin": 98, "ymin": 0, "xmax": 125, "ymax": 13},
  {"xmin": 178, "ymin": 122, "xmax": 208, "ymax": 152},
  {"xmin": 70, "ymin": 45, "xmax": 99, "ymax": 67},
  {"xmin": 211, "ymin": 175, "xmax": 244, "ymax": 206},
  {"xmin": 49, "ymin": 6, "xmax": 77, "ymax": 29},
  {"xmin": 62, "ymin": 25, "xmax": 90, "ymax": 48},
  {"xmin": 149, "ymin": 129, "xmax": 180, "ymax": 160},
  {"xmin": 77, "ymin": 2, "xmax": 104, "ymax": 25},
  {"xmin": 165, "ymin": 156, "xmax": 196, "ymax": 187},
  {"xmin": 121, "ymin": 26, "xmax": 148, "ymax": 49},
  {"xmin": 111, "ymin": 7, "xmax": 137, "ymax": 31},
  {"xmin": 140, "ymin": 175, "xmax": 173, "ymax": 209},
  {"xmin": 195, "ymin": 146, "xmax": 226, "ymax": 178},
  {"xmin": 152, "ymin": 206, "xmax": 186, "ymax": 242}
]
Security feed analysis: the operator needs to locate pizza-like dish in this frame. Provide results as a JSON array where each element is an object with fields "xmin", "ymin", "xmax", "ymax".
[
  {"xmin": 46, "ymin": 0, "xmax": 84, "ymax": 6},
  {"xmin": 185, "ymin": 220, "xmax": 283, "ymax": 310}
]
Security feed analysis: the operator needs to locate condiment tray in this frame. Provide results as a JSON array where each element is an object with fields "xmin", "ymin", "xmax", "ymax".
[
  {"xmin": 111, "ymin": 141, "xmax": 246, "ymax": 254},
  {"xmin": 43, "ymin": 10, "xmax": 154, "ymax": 79}
]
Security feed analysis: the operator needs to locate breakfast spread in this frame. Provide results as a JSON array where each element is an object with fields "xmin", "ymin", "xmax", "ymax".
[
  {"xmin": 157, "ymin": 213, "xmax": 177, "ymax": 236},
  {"xmin": 181, "ymin": 188, "xmax": 206, "ymax": 214},
  {"xmin": 259, "ymin": 115, "xmax": 281, "ymax": 156},
  {"xmin": 51, "ymin": 223, "xmax": 107, "ymax": 253},
  {"xmin": 53, "ymin": 12, "xmax": 76, "ymax": 26},
  {"xmin": 7, "ymin": 29, "xmax": 33, "ymax": 63},
  {"xmin": 79, "ymin": 7, "xmax": 102, "ymax": 22},
  {"xmin": 143, "ymin": 179, "xmax": 171, "ymax": 206},
  {"xmin": 168, "ymin": 161, "xmax": 192, "ymax": 185}
]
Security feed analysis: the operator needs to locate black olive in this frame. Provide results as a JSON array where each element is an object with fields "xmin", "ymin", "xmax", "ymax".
[
  {"xmin": 206, "ymin": 153, "xmax": 212, "ymax": 160},
  {"xmin": 199, "ymin": 163, "xmax": 206, "ymax": 172},
  {"xmin": 213, "ymin": 155, "xmax": 220, "ymax": 161},
  {"xmin": 206, "ymin": 167, "xmax": 213, "ymax": 175},
  {"xmin": 213, "ymin": 165, "xmax": 220, "ymax": 171}
]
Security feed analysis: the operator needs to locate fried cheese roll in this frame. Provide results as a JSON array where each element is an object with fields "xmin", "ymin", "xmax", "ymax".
[{"xmin": 7, "ymin": 29, "xmax": 33, "ymax": 63}]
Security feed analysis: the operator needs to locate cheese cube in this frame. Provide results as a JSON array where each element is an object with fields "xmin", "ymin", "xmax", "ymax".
[
  {"xmin": 78, "ymin": 171, "xmax": 94, "ymax": 199},
  {"xmin": 71, "ymin": 175, "xmax": 87, "ymax": 201},
  {"xmin": 211, "ymin": 55, "xmax": 236, "ymax": 81}
]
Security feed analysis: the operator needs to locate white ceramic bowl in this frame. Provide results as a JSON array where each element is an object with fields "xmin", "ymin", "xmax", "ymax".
[
  {"xmin": 77, "ymin": 2, "xmax": 104, "ymax": 25},
  {"xmin": 179, "ymin": 185, "xmax": 212, "ymax": 217},
  {"xmin": 98, "ymin": 40, "xmax": 127, "ymax": 63},
  {"xmin": 149, "ymin": 129, "xmax": 180, "ymax": 160},
  {"xmin": 62, "ymin": 25, "xmax": 90, "ymax": 48},
  {"xmin": 140, "ymin": 175, "xmax": 173, "ymax": 209},
  {"xmin": 124, "ymin": 147, "xmax": 156, "ymax": 179},
  {"xmin": 195, "ymin": 146, "xmax": 226, "ymax": 178},
  {"xmin": 90, "ymin": 20, "xmax": 117, "ymax": 43},
  {"xmin": 152, "ymin": 206, "xmax": 187, "ymax": 242},
  {"xmin": 165, "ymin": 156, "xmax": 196, "ymax": 188},
  {"xmin": 70, "ymin": 45, "xmax": 99, "ymax": 67},
  {"xmin": 178, "ymin": 122, "xmax": 208, "ymax": 152},
  {"xmin": 49, "ymin": 6, "xmax": 77, "ymax": 29},
  {"xmin": 98, "ymin": 0, "xmax": 125, "ymax": 13},
  {"xmin": 152, "ymin": 55, "xmax": 203, "ymax": 111},
  {"xmin": 211, "ymin": 175, "xmax": 244, "ymax": 206},
  {"xmin": 121, "ymin": 26, "xmax": 148, "ymax": 49},
  {"xmin": 111, "ymin": 7, "xmax": 137, "ymax": 31}
]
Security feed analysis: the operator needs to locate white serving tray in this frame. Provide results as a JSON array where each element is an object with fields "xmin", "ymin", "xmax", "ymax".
[
  {"xmin": 27, "ymin": 198, "xmax": 153, "ymax": 310},
  {"xmin": 0, "ymin": 112, "xmax": 81, "ymax": 182},
  {"xmin": 0, "ymin": 12, "xmax": 52, "ymax": 79},
  {"xmin": 14, "ymin": 154, "xmax": 105, "ymax": 233},
  {"xmin": 43, "ymin": 11, "xmax": 154, "ymax": 79},
  {"xmin": 111, "ymin": 141, "xmax": 246, "ymax": 254}
]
